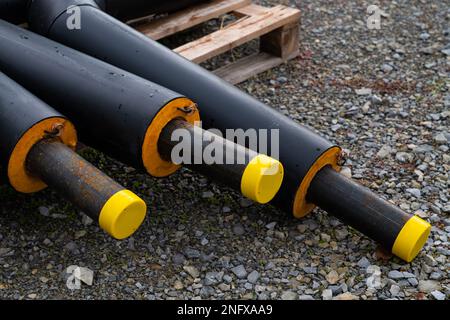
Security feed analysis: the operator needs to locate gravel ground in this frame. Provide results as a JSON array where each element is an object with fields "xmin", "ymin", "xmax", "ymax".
[{"xmin": 0, "ymin": 0, "xmax": 449, "ymax": 300}]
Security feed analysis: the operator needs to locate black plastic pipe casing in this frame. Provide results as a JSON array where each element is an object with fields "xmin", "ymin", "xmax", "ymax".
[
  {"xmin": 159, "ymin": 119, "xmax": 257, "ymax": 192},
  {"xmin": 0, "ymin": 0, "xmax": 28, "ymax": 23},
  {"xmin": 27, "ymin": 2, "xmax": 339, "ymax": 216},
  {"xmin": 0, "ymin": 70, "xmax": 65, "ymax": 176},
  {"xmin": 308, "ymin": 167, "xmax": 412, "ymax": 249},
  {"xmin": 96, "ymin": 0, "xmax": 210, "ymax": 21},
  {"xmin": 0, "ymin": 19, "xmax": 186, "ymax": 170}
]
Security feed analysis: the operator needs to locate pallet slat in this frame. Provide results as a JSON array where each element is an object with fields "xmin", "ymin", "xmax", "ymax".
[
  {"xmin": 213, "ymin": 52, "xmax": 290, "ymax": 85},
  {"xmin": 136, "ymin": 0, "xmax": 252, "ymax": 40},
  {"xmin": 175, "ymin": 5, "xmax": 300, "ymax": 63},
  {"xmin": 134, "ymin": 1, "xmax": 301, "ymax": 84}
]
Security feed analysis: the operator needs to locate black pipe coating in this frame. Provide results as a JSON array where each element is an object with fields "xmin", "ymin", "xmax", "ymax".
[
  {"xmin": 0, "ymin": 0, "xmax": 28, "ymax": 24},
  {"xmin": 159, "ymin": 119, "xmax": 258, "ymax": 192},
  {"xmin": 308, "ymin": 166, "xmax": 412, "ymax": 249},
  {"xmin": 0, "ymin": 71, "xmax": 62, "ymax": 174},
  {"xmin": 0, "ymin": 0, "xmax": 209, "ymax": 24},
  {"xmin": 96, "ymin": 0, "xmax": 210, "ymax": 21}
]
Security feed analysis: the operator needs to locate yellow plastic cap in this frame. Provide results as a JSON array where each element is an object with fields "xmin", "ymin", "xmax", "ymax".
[
  {"xmin": 99, "ymin": 190, "xmax": 147, "ymax": 240},
  {"xmin": 392, "ymin": 216, "xmax": 431, "ymax": 262},
  {"xmin": 240, "ymin": 155, "xmax": 284, "ymax": 204}
]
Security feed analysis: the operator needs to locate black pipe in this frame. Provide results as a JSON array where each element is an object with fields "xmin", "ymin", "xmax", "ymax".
[
  {"xmin": 24, "ymin": 0, "xmax": 431, "ymax": 261},
  {"xmin": 0, "ymin": 0, "xmax": 209, "ymax": 24},
  {"xmin": 0, "ymin": 19, "xmax": 283, "ymax": 204},
  {"xmin": 308, "ymin": 167, "xmax": 430, "ymax": 262},
  {"xmin": 96, "ymin": 0, "xmax": 210, "ymax": 21},
  {"xmin": 0, "ymin": 71, "xmax": 147, "ymax": 239},
  {"xmin": 160, "ymin": 119, "xmax": 284, "ymax": 204},
  {"xmin": 0, "ymin": 0, "xmax": 28, "ymax": 24}
]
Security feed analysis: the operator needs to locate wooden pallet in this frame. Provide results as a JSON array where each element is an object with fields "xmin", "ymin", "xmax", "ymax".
[{"xmin": 133, "ymin": 0, "xmax": 301, "ymax": 85}]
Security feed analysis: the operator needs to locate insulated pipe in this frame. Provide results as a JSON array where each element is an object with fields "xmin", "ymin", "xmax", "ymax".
[
  {"xmin": 159, "ymin": 119, "xmax": 283, "ymax": 204},
  {"xmin": 0, "ymin": 20, "xmax": 283, "ymax": 204},
  {"xmin": 0, "ymin": 0, "xmax": 28, "ymax": 24},
  {"xmin": 0, "ymin": 71, "xmax": 147, "ymax": 239},
  {"xmin": 95, "ymin": 0, "xmax": 210, "ymax": 22},
  {"xmin": 25, "ymin": 0, "xmax": 431, "ymax": 261},
  {"xmin": 308, "ymin": 167, "xmax": 431, "ymax": 262},
  {"xmin": 0, "ymin": 0, "xmax": 209, "ymax": 24}
]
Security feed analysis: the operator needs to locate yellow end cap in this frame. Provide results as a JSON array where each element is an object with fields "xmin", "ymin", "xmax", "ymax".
[
  {"xmin": 240, "ymin": 155, "xmax": 284, "ymax": 204},
  {"xmin": 99, "ymin": 190, "xmax": 147, "ymax": 240},
  {"xmin": 392, "ymin": 216, "xmax": 431, "ymax": 262}
]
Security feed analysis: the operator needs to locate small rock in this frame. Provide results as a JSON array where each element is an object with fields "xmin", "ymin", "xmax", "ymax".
[
  {"xmin": 204, "ymin": 272, "xmax": 219, "ymax": 286},
  {"xmin": 172, "ymin": 253, "xmax": 186, "ymax": 265},
  {"xmin": 184, "ymin": 248, "xmax": 201, "ymax": 259},
  {"xmin": 174, "ymin": 280, "xmax": 183, "ymax": 290},
  {"xmin": 281, "ymin": 291, "xmax": 297, "ymax": 300},
  {"xmin": 334, "ymin": 293, "xmax": 359, "ymax": 300},
  {"xmin": 419, "ymin": 32, "xmax": 430, "ymax": 40},
  {"xmin": 418, "ymin": 280, "xmax": 441, "ymax": 293},
  {"xmin": 406, "ymin": 188, "xmax": 421, "ymax": 198},
  {"xmin": 218, "ymin": 283, "xmax": 230, "ymax": 291},
  {"xmin": 265, "ymin": 222, "xmax": 277, "ymax": 230},
  {"xmin": 390, "ymin": 284, "xmax": 401, "ymax": 296},
  {"xmin": 240, "ymin": 198, "xmax": 253, "ymax": 208},
  {"xmin": 81, "ymin": 213, "xmax": 93, "ymax": 226},
  {"xmin": 340, "ymin": 167, "xmax": 352, "ymax": 178},
  {"xmin": 247, "ymin": 270, "xmax": 260, "ymax": 284},
  {"xmin": 64, "ymin": 242, "xmax": 79, "ymax": 254},
  {"xmin": 377, "ymin": 145, "xmax": 392, "ymax": 159},
  {"xmin": 357, "ymin": 257, "xmax": 371, "ymax": 269},
  {"xmin": 388, "ymin": 270, "xmax": 405, "ymax": 279},
  {"xmin": 408, "ymin": 278, "xmax": 418, "ymax": 287},
  {"xmin": 326, "ymin": 270, "xmax": 339, "ymax": 284},
  {"xmin": 321, "ymin": 289, "xmax": 333, "ymax": 300},
  {"xmin": 321, "ymin": 233, "xmax": 331, "ymax": 242},
  {"xmin": 298, "ymin": 295, "xmax": 315, "ymax": 300},
  {"xmin": 331, "ymin": 124, "xmax": 341, "ymax": 132},
  {"xmin": 74, "ymin": 230, "xmax": 87, "ymax": 239},
  {"xmin": 395, "ymin": 152, "xmax": 413, "ymax": 163},
  {"xmin": 424, "ymin": 254, "xmax": 437, "ymax": 266},
  {"xmin": 38, "ymin": 206, "xmax": 50, "ymax": 217},
  {"xmin": 381, "ymin": 64, "xmax": 394, "ymax": 73},
  {"xmin": 222, "ymin": 206, "xmax": 231, "ymax": 213},
  {"xmin": 355, "ymin": 88, "xmax": 372, "ymax": 95},
  {"xmin": 430, "ymin": 290, "xmax": 446, "ymax": 300},
  {"xmin": 303, "ymin": 266, "xmax": 317, "ymax": 274},
  {"xmin": 334, "ymin": 228, "xmax": 348, "ymax": 241},
  {"xmin": 231, "ymin": 265, "xmax": 247, "ymax": 279},
  {"xmin": 434, "ymin": 133, "xmax": 448, "ymax": 144},
  {"xmin": 183, "ymin": 266, "xmax": 200, "ymax": 278},
  {"xmin": 202, "ymin": 191, "xmax": 214, "ymax": 198},
  {"xmin": 371, "ymin": 95, "xmax": 383, "ymax": 105},
  {"xmin": 232, "ymin": 224, "xmax": 245, "ymax": 236}
]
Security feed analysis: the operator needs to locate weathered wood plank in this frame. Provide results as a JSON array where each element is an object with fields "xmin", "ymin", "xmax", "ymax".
[
  {"xmin": 213, "ymin": 51, "xmax": 299, "ymax": 85},
  {"xmin": 174, "ymin": 5, "xmax": 301, "ymax": 63},
  {"xmin": 136, "ymin": 0, "xmax": 252, "ymax": 40}
]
